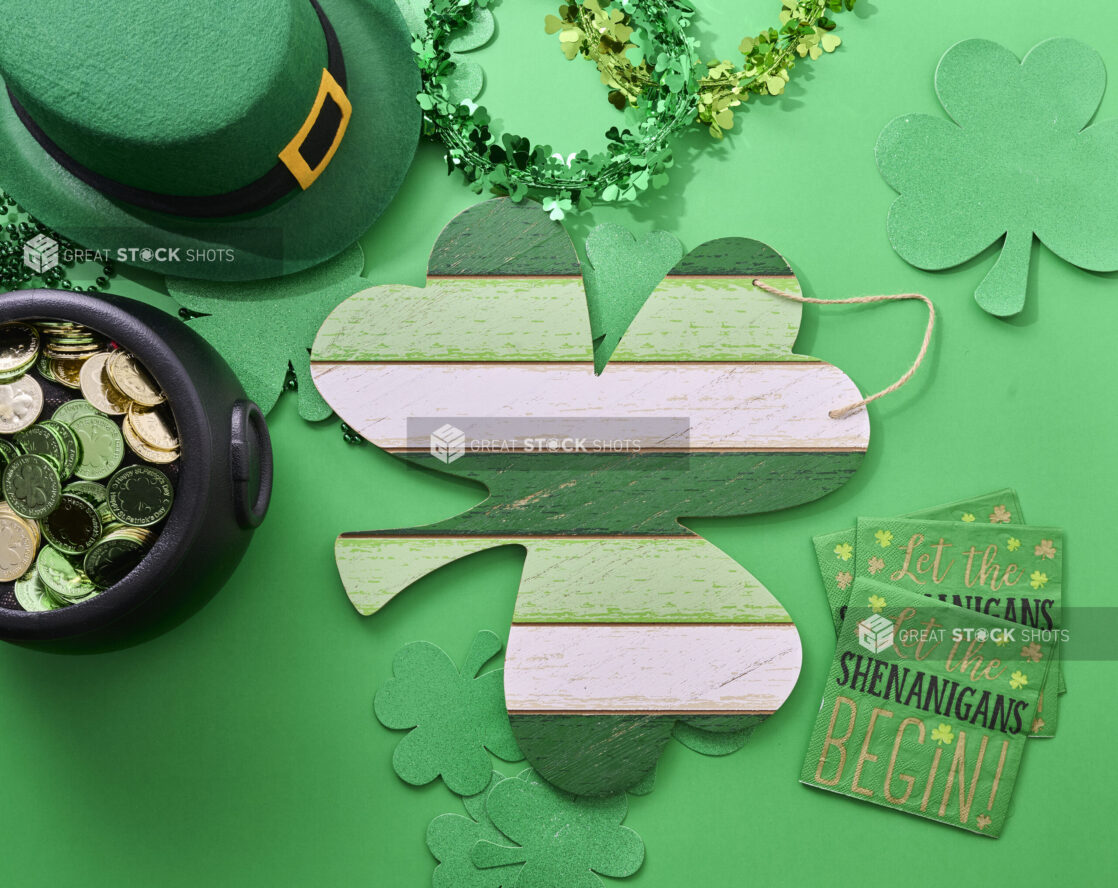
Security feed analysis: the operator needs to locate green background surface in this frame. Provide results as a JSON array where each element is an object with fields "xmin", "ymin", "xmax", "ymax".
[{"xmin": 0, "ymin": 1, "xmax": 1114, "ymax": 885}]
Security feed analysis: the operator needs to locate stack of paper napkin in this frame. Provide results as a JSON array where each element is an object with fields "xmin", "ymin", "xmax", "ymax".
[{"xmin": 800, "ymin": 491, "xmax": 1065, "ymax": 836}]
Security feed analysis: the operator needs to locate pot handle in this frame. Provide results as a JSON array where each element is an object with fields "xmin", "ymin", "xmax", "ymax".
[{"xmin": 230, "ymin": 400, "xmax": 273, "ymax": 529}]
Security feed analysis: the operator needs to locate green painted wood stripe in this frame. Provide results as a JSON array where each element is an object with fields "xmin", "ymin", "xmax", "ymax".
[
  {"xmin": 667, "ymin": 237, "xmax": 794, "ymax": 276},
  {"xmin": 509, "ymin": 713, "xmax": 674, "ymax": 796},
  {"xmin": 312, "ymin": 277, "xmax": 817, "ymax": 364},
  {"xmin": 398, "ymin": 450, "xmax": 866, "ymax": 534},
  {"xmin": 511, "ymin": 622, "xmax": 795, "ymax": 627},
  {"xmin": 425, "ymin": 274, "xmax": 583, "ymax": 279},
  {"xmin": 336, "ymin": 534, "xmax": 501, "ymax": 616},
  {"xmin": 427, "ymin": 199, "xmax": 582, "ymax": 276},
  {"xmin": 339, "ymin": 533, "xmax": 704, "ymax": 539},
  {"xmin": 312, "ymin": 359, "xmax": 823, "ymax": 366},
  {"xmin": 510, "ymin": 709, "xmax": 776, "ymax": 716},
  {"xmin": 509, "ymin": 711, "xmax": 771, "ymax": 796},
  {"xmin": 664, "ymin": 274, "xmax": 797, "ymax": 279},
  {"xmin": 515, "ymin": 535, "xmax": 790, "ymax": 622},
  {"xmin": 333, "ymin": 451, "xmax": 864, "ymax": 538}
]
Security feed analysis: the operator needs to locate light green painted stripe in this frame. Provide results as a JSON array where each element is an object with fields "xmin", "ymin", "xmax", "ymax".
[
  {"xmin": 610, "ymin": 276, "xmax": 811, "ymax": 362},
  {"xmin": 335, "ymin": 535, "xmax": 503, "ymax": 616},
  {"xmin": 513, "ymin": 536, "xmax": 788, "ymax": 623},
  {"xmin": 335, "ymin": 534, "xmax": 790, "ymax": 622},
  {"xmin": 312, "ymin": 278, "xmax": 593, "ymax": 362}
]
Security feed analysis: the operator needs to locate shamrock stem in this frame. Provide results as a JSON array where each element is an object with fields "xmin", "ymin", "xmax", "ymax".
[
  {"xmin": 291, "ymin": 348, "xmax": 333, "ymax": 422},
  {"xmin": 471, "ymin": 841, "xmax": 528, "ymax": 870},
  {"xmin": 462, "ymin": 630, "xmax": 503, "ymax": 679},
  {"xmin": 974, "ymin": 228, "xmax": 1033, "ymax": 317}
]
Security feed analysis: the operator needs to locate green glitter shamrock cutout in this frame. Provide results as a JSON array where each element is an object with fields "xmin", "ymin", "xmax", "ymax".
[
  {"xmin": 876, "ymin": 38, "xmax": 1118, "ymax": 317},
  {"xmin": 428, "ymin": 771, "xmax": 521, "ymax": 888},
  {"xmin": 582, "ymin": 223, "xmax": 684, "ymax": 373},
  {"xmin": 672, "ymin": 715, "xmax": 764, "ymax": 756},
  {"xmin": 167, "ymin": 245, "xmax": 366, "ymax": 421},
  {"xmin": 375, "ymin": 630, "xmax": 524, "ymax": 796},
  {"xmin": 472, "ymin": 768, "xmax": 645, "ymax": 888}
]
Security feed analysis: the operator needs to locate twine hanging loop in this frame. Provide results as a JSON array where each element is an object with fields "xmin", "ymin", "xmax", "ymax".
[{"xmin": 752, "ymin": 279, "xmax": 936, "ymax": 420}]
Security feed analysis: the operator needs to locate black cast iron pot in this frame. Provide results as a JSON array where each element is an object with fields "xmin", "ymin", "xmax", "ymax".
[{"xmin": 0, "ymin": 289, "xmax": 272, "ymax": 645}]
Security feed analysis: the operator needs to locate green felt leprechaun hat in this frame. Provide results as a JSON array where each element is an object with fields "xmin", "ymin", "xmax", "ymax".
[{"xmin": 0, "ymin": 0, "xmax": 419, "ymax": 281}]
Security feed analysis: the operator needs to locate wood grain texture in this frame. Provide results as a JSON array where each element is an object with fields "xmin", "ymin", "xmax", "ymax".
[
  {"xmin": 426, "ymin": 198, "xmax": 582, "ymax": 276},
  {"xmin": 509, "ymin": 714, "xmax": 676, "ymax": 797},
  {"xmin": 312, "ymin": 278, "xmax": 812, "ymax": 364},
  {"xmin": 311, "ymin": 278, "xmax": 592, "ymax": 363},
  {"xmin": 310, "ymin": 361, "xmax": 870, "ymax": 450},
  {"xmin": 336, "ymin": 450, "xmax": 863, "ymax": 537},
  {"xmin": 611, "ymin": 277, "xmax": 805, "ymax": 362},
  {"xmin": 310, "ymin": 202, "xmax": 869, "ymax": 795},
  {"xmin": 508, "ymin": 711, "xmax": 770, "ymax": 796},
  {"xmin": 512, "ymin": 536, "xmax": 787, "ymax": 623},
  {"xmin": 335, "ymin": 534, "xmax": 505, "ymax": 616},
  {"xmin": 668, "ymin": 237, "xmax": 794, "ymax": 277},
  {"xmin": 335, "ymin": 534, "xmax": 792, "ymax": 621},
  {"xmin": 504, "ymin": 624, "xmax": 802, "ymax": 713}
]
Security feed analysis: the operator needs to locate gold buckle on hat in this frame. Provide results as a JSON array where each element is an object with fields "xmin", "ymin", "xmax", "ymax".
[{"xmin": 278, "ymin": 69, "xmax": 352, "ymax": 190}]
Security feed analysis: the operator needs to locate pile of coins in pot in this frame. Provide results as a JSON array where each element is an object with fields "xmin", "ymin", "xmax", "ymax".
[{"xmin": 0, "ymin": 320, "xmax": 179, "ymax": 611}]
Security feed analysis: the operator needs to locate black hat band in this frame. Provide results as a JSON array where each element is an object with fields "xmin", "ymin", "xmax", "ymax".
[{"xmin": 6, "ymin": 0, "xmax": 349, "ymax": 220}]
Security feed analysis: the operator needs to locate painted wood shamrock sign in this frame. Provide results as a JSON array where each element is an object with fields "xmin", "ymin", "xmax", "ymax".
[{"xmin": 310, "ymin": 199, "xmax": 871, "ymax": 795}]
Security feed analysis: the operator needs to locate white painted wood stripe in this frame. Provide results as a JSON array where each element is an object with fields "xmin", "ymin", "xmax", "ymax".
[
  {"xmin": 504, "ymin": 623, "xmax": 802, "ymax": 714},
  {"xmin": 310, "ymin": 361, "xmax": 870, "ymax": 451}
]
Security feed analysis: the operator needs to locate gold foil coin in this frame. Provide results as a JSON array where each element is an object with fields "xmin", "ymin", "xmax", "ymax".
[
  {"xmin": 49, "ymin": 357, "xmax": 86, "ymax": 390},
  {"xmin": 107, "ymin": 351, "xmax": 165, "ymax": 407},
  {"xmin": 127, "ymin": 404, "xmax": 179, "ymax": 452},
  {"xmin": 122, "ymin": 418, "xmax": 180, "ymax": 465},
  {"xmin": 0, "ymin": 503, "xmax": 41, "ymax": 549},
  {"xmin": 0, "ymin": 322, "xmax": 40, "ymax": 374},
  {"xmin": 0, "ymin": 375, "xmax": 44, "ymax": 434},
  {"xmin": 79, "ymin": 352, "xmax": 131, "ymax": 416},
  {"xmin": 0, "ymin": 510, "xmax": 37, "ymax": 581}
]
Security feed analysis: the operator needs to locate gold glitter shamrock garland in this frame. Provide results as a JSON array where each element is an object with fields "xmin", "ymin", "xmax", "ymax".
[{"xmin": 549, "ymin": 0, "xmax": 857, "ymax": 138}]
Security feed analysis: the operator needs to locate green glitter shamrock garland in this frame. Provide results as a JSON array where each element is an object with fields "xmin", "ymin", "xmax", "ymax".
[
  {"xmin": 416, "ymin": 0, "xmax": 858, "ymax": 212},
  {"xmin": 416, "ymin": 0, "xmax": 696, "ymax": 213}
]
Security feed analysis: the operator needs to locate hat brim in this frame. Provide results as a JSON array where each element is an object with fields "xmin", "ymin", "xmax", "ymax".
[{"xmin": 0, "ymin": 0, "xmax": 420, "ymax": 282}]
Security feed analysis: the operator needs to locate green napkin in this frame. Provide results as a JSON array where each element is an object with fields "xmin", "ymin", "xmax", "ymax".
[
  {"xmin": 812, "ymin": 491, "xmax": 1024, "ymax": 632},
  {"xmin": 853, "ymin": 518, "xmax": 1063, "ymax": 737},
  {"xmin": 802, "ymin": 579, "xmax": 1056, "ymax": 837}
]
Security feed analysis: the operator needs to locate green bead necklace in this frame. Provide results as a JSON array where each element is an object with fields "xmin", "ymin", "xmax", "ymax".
[{"xmin": 0, "ymin": 189, "xmax": 117, "ymax": 294}]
